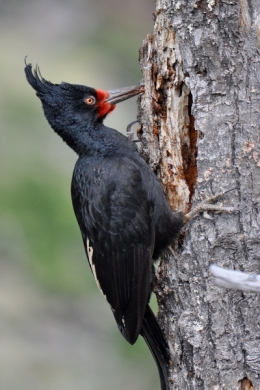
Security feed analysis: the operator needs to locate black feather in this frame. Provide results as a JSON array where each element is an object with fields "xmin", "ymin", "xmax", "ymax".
[
  {"xmin": 141, "ymin": 306, "xmax": 170, "ymax": 390},
  {"xmin": 25, "ymin": 63, "xmax": 54, "ymax": 95}
]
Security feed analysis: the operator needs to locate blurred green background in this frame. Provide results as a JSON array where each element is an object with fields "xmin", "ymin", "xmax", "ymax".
[{"xmin": 0, "ymin": 1, "xmax": 159, "ymax": 389}]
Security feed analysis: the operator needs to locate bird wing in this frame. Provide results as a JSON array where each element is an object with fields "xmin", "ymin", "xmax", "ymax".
[{"xmin": 71, "ymin": 155, "xmax": 155, "ymax": 344}]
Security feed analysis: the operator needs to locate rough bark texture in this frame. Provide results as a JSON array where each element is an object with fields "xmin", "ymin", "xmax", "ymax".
[{"xmin": 139, "ymin": 1, "xmax": 260, "ymax": 389}]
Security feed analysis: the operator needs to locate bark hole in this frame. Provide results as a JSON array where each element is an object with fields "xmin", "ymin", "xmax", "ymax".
[{"xmin": 181, "ymin": 92, "xmax": 198, "ymax": 210}]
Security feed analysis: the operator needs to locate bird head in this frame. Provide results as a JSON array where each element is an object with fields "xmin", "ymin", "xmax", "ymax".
[{"xmin": 25, "ymin": 63, "xmax": 144, "ymax": 131}]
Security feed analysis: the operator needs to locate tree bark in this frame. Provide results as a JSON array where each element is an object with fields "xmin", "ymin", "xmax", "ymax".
[{"xmin": 139, "ymin": 1, "xmax": 260, "ymax": 389}]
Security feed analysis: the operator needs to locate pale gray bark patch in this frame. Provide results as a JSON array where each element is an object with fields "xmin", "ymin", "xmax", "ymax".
[
  {"xmin": 139, "ymin": 0, "xmax": 260, "ymax": 389},
  {"xmin": 210, "ymin": 264, "xmax": 260, "ymax": 292}
]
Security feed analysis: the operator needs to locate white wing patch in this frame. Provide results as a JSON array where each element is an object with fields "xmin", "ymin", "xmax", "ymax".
[{"xmin": 86, "ymin": 238, "xmax": 106, "ymax": 298}]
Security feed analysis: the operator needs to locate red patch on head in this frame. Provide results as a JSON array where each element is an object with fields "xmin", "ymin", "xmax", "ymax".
[
  {"xmin": 96, "ymin": 89, "xmax": 109, "ymax": 101},
  {"xmin": 96, "ymin": 89, "xmax": 116, "ymax": 117}
]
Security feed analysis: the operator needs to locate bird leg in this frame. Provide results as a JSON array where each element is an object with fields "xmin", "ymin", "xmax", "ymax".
[{"xmin": 184, "ymin": 188, "xmax": 238, "ymax": 223}]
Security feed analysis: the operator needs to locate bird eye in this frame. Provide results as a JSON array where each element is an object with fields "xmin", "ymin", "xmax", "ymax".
[{"xmin": 84, "ymin": 96, "xmax": 96, "ymax": 105}]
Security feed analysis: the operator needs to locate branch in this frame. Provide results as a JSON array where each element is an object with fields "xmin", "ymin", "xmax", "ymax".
[{"xmin": 209, "ymin": 265, "xmax": 260, "ymax": 292}]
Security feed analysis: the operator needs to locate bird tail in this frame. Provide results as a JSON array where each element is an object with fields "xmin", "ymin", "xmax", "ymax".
[{"xmin": 141, "ymin": 305, "xmax": 170, "ymax": 390}]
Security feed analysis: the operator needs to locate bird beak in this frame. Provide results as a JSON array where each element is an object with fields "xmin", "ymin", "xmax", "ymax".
[{"xmin": 105, "ymin": 85, "xmax": 144, "ymax": 105}]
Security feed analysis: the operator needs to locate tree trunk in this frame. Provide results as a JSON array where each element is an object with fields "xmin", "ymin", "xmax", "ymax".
[{"xmin": 139, "ymin": 1, "xmax": 260, "ymax": 389}]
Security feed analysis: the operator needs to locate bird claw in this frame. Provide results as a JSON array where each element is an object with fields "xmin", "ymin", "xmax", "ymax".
[
  {"xmin": 198, "ymin": 187, "xmax": 237, "ymax": 205},
  {"xmin": 184, "ymin": 188, "xmax": 238, "ymax": 222},
  {"xmin": 202, "ymin": 211, "xmax": 214, "ymax": 220},
  {"xmin": 126, "ymin": 120, "xmax": 141, "ymax": 142}
]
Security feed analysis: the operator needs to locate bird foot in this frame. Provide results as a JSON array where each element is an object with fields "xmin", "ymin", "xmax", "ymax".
[
  {"xmin": 126, "ymin": 120, "xmax": 141, "ymax": 142},
  {"xmin": 184, "ymin": 188, "xmax": 238, "ymax": 222}
]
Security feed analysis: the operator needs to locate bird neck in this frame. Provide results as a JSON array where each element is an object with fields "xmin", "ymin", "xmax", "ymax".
[
  {"xmin": 43, "ymin": 106, "xmax": 96, "ymax": 155},
  {"xmin": 51, "ymin": 120, "xmax": 125, "ymax": 157}
]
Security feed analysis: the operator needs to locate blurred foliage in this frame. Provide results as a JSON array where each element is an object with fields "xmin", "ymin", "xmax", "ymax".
[
  {"xmin": 0, "ymin": 169, "xmax": 90, "ymax": 293},
  {"xmin": 0, "ymin": 0, "xmax": 161, "ymax": 389}
]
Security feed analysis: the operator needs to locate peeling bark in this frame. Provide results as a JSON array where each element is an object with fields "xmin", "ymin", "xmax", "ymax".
[
  {"xmin": 139, "ymin": 29, "xmax": 194, "ymax": 213},
  {"xmin": 139, "ymin": 1, "xmax": 260, "ymax": 389}
]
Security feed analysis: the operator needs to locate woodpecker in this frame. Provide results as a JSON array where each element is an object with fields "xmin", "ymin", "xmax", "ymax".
[{"xmin": 25, "ymin": 63, "xmax": 234, "ymax": 390}]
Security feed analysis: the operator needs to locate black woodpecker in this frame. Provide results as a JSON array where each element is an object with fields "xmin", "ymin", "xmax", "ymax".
[{"xmin": 25, "ymin": 63, "xmax": 233, "ymax": 390}]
